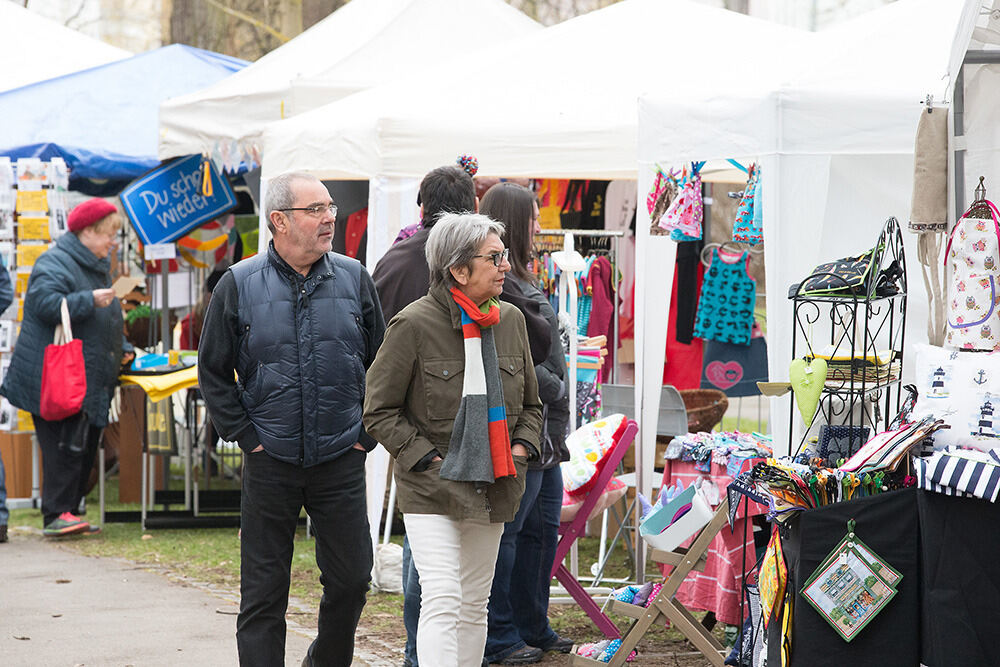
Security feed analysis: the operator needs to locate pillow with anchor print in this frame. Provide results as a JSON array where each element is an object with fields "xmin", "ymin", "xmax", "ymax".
[{"xmin": 911, "ymin": 343, "xmax": 1000, "ymax": 452}]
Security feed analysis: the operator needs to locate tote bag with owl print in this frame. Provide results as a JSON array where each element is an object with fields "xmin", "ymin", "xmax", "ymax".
[{"xmin": 945, "ymin": 199, "xmax": 1000, "ymax": 350}]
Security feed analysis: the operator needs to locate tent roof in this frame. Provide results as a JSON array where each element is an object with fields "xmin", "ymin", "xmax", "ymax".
[
  {"xmin": 261, "ymin": 0, "xmax": 809, "ymax": 181},
  {"xmin": 0, "ymin": 2, "xmax": 131, "ymax": 93},
  {"xmin": 158, "ymin": 0, "xmax": 540, "ymax": 161},
  {"xmin": 0, "ymin": 45, "xmax": 247, "ymax": 183},
  {"xmin": 638, "ymin": 0, "xmax": 966, "ymax": 164}
]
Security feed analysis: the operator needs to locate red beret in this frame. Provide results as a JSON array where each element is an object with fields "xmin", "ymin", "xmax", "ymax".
[{"xmin": 68, "ymin": 198, "xmax": 117, "ymax": 233}]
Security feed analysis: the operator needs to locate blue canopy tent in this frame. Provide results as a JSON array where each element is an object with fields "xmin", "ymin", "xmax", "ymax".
[{"xmin": 0, "ymin": 44, "xmax": 247, "ymax": 192}]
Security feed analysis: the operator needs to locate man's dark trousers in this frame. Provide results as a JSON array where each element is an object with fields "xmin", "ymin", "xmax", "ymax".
[{"xmin": 238, "ymin": 447, "xmax": 372, "ymax": 666}]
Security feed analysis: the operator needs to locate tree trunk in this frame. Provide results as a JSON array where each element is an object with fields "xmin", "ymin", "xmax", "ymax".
[
  {"xmin": 303, "ymin": 0, "xmax": 346, "ymax": 29},
  {"xmin": 277, "ymin": 0, "xmax": 303, "ymax": 40}
]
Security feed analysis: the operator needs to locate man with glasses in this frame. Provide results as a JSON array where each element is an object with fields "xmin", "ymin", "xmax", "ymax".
[{"xmin": 200, "ymin": 171, "xmax": 385, "ymax": 667}]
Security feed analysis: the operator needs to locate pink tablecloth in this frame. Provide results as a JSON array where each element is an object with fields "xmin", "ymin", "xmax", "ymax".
[{"xmin": 657, "ymin": 457, "xmax": 767, "ymax": 626}]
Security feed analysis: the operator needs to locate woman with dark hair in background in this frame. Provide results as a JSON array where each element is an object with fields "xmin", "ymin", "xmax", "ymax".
[{"xmin": 480, "ymin": 182, "xmax": 574, "ymax": 665}]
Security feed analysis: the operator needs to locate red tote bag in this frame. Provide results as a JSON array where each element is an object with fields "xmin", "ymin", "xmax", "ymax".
[{"xmin": 39, "ymin": 298, "xmax": 86, "ymax": 421}]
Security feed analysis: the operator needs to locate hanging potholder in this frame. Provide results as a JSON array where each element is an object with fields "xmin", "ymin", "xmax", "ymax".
[
  {"xmin": 759, "ymin": 529, "xmax": 787, "ymax": 628},
  {"xmin": 800, "ymin": 519, "xmax": 901, "ymax": 642}
]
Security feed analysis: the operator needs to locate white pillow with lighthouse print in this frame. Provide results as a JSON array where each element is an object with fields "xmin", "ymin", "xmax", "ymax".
[{"xmin": 912, "ymin": 343, "xmax": 1000, "ymax": 452}]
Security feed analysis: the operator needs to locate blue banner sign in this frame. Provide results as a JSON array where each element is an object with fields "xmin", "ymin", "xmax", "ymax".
[{"xmin": 119, "ymin": 155, "xmax": 237, "ymax": 245}]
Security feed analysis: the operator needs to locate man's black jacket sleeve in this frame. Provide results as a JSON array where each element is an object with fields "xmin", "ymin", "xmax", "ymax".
[{"xmin": 198, "ymin": 271, "xmax": 261, "ymax": 453}]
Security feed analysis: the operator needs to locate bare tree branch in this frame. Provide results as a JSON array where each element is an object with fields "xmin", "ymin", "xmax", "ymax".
[
  {"xmin": 201, "ymin": 0, "xmax": 291, "ymax": 43},
  {"xmin": 63, "ymin": 0, "xmax": 88, "ymax": 29}
]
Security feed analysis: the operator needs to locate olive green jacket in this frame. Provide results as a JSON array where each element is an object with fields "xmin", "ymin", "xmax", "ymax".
[{"xmin": 363, "ymin": 283, "xmax": 543, "ymax": 523}]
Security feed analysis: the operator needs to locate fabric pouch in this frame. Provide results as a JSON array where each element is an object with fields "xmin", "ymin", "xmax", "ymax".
[
  {"xmin": 795, "ymin": 244, "xmax": 883, "ymax": 297},
  {"xmin": 818, "ymin": 424, "xmax": 870, "ymax": 466}
]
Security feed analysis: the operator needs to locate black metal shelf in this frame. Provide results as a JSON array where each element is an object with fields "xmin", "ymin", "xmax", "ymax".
[{"xmin": 789, "ymin": 217, "xmax": 908, "ymax": 457}]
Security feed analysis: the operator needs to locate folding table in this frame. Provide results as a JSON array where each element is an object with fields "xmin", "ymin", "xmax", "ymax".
[
  {"xmin": 570, "ymin": 496, "xmax": 732, "ymax": 666},
  {"xmin": 551, "ymin": 419, "xmax": 638, "ymax": 639}
]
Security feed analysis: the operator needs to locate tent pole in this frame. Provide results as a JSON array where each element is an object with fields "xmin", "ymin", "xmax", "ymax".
[
  {"xmin": 160, "ymin": 261, "xmax": 170, "ymax": 352},
  {"xmin": 954, "ymin": 65, "xmax": 965, "ymax": 221}
]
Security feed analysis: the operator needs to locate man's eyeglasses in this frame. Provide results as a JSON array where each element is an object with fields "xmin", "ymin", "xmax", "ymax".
[
  {"xmin": 279, "ymin": 203, "xmax": 338, "ymax": 218},
  {"xmin": 473, "ymin": 248, "xmax": 510, "ymax": 267}
]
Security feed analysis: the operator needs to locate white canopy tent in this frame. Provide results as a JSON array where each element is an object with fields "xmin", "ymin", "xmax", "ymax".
[
  {"xmin": 0, "ymin": 2, "xmax": 130, "ymax": 93},
  {"xmin": 637, "ymin": 0, "xmax": 969, "ymax": 462},
  {"xmin": 949, "ymin": 0, "xmax": 1000, "ymax": 220},
  {"xmin": 262, "ymin": 0, "xmax": 810, "ymax": 261},
  {"xmin": 157, "ymin": 0, "xmax": 539, "ymax": 163},
  {"xmin": 260, "ymin": 0, "xmax": 809, "ymax": 560}
]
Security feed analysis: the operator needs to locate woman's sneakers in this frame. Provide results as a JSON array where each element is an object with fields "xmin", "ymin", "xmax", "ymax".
[{"xmin": 43, "ymin": 512, "xmax": 90, "ymax": 537}]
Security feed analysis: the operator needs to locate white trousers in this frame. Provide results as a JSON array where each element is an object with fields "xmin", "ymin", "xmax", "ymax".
[{"xmin": 404, "ymin": 513, "xmax": 504, "ymax": 667}]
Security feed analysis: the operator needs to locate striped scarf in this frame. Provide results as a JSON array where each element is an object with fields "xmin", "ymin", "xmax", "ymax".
[{"xmin": 440, "ymin": 287, "xmax": 517, "ymax": 485}]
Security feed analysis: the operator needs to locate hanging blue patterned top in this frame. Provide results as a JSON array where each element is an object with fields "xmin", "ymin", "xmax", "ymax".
[{"xmin": 693, "ymin": 248, "xmax": 756, "ymax": 345}]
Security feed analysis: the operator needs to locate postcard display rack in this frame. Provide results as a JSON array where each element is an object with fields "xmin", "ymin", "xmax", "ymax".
[
  {"xmin": 788, "ymin": 217, "xmax": 908, "ymax": 456},
  {"xmin": 0, "ymin": 157, "xmax": 70, "ymax": 501}
]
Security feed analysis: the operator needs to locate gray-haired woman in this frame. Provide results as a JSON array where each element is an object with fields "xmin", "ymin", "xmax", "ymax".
[{"xmin": 364, "ymin": 213, "xmax": 542, "ymax": 667}]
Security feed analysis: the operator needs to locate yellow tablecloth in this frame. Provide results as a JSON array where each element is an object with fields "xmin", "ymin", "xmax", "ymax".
[{"xmin": 120, "ymin": 365, "xmax": 198, "ymax": 403}]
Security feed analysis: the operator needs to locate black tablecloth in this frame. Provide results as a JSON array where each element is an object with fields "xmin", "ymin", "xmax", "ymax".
[
  {"xmin": 768, "ymin": 488, "xmax": 920, "ymax": 667},
  {"xmin": 765, "ymin": 487, "xmax": 1000, "ymax": 666},
  {"xmin": 919, "ymin": 490, "xmax": 1000, "ymax": 666}
]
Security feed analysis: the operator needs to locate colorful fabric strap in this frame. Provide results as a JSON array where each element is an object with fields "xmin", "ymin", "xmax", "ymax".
[{"xmin": 440, "ymin": 287, "xmax": 516, "ymax": 484}]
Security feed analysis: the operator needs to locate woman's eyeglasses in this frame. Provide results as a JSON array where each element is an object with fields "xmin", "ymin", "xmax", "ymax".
[
  {"xmin": 279, "ymin": 203, "xmax": 338, "ymax": 218},
  {"xmin": 473, "ymin": 248, "xmax": 510, "ymax": 267}
]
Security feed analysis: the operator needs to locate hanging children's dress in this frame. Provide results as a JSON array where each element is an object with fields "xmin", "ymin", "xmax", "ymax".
[
  {"xmin": 732, "ymin": 163, "xmax": 763, "ymax": 245},
  {"xmin": 658, "ymin": 170, "xmax": 703, "ymax": 240},
  {"xmin": 693, "ymin": 247, "xmax": 756, "ymax": 345}
]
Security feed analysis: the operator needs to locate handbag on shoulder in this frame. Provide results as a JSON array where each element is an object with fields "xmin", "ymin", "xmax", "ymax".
[{"xmin": 39, "ymin": 298, "xmax": 87, "ymax": 421}]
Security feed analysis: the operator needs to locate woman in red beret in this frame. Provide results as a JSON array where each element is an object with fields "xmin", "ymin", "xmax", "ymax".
[{"xmin": 0, "ymin": 198, "xmax": 134, "ymax": 537}]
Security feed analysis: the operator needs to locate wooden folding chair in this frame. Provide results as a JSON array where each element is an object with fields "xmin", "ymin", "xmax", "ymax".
[
  {"xmin": 570, "ymin": 496, "xmax": 731, "ymax": 666},
  {"xmin": 551, "ymin": 419, "xmax": 638, "ymax": 639}
]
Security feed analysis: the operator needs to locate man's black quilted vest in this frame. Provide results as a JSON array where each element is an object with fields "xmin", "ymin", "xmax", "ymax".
[{"xmin": 230, "ymin": 249, "xmax": 365, "ymax": 467}]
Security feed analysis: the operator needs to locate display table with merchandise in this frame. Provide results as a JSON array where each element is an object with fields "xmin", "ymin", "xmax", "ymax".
[
  {"xmin": 759, "ymin": 485, "xmax": 1000, "ymax": 666},
  {"xmin": 102, "ymin": 361, "xmax": 241, "ymax": 529}
]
